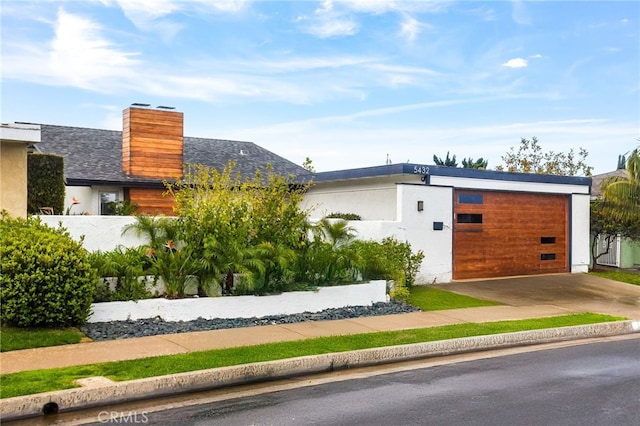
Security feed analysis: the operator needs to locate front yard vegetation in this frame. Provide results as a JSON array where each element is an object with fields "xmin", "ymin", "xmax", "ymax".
[
  {"xmin": 407, "ymin": 286, "xmax": 500, "ymax": 311},
  {"xmin": 589, "ymin": 270, "xmax": 640, "ymax": 286},
  {"xmin": 91, "ymin": 162, "xmax": 425, "ymax": 301},
  {"xmin": 1, "ymin": 161, "xmax": 426, "ymax": 329},
  {"xmin": 0, "ymin": 213, "xmax": 96, "ymax": 327},
  {"xmin": 0, "ymin": 326, "xmax": 85, "ymax": 352}
]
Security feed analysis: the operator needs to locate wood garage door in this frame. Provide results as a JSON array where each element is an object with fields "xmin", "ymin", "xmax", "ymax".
[{"xmin": 453, "ymin": 190, "xmax": 569, "ymax": 280}]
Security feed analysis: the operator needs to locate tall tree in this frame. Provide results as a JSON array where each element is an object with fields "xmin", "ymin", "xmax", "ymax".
[
  {"xmin": 433, "ymin": 152, "xmax": 458, "ymax": 167},
  {"xmin": 590, "ymin": 199, "xmax": 640, "ymax": 268},
  {"xmin": 600, "ymin": 148, "xmax": 640, "ymax": 222},
  {"xmin": 496, "ymin": 137, "xmax": 592, "ymax": 176}
]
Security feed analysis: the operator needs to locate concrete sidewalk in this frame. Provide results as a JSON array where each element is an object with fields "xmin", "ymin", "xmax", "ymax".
[
  {"xmin": 1, "ymin": 304, "xmax": 579, "ymax": 374},
  {"xmin": 3, "ymin": 273, "xmax": 640, "ymax": 374}
]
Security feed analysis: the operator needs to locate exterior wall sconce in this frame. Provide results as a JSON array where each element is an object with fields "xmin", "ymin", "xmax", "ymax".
[{"xmin": 417, "ymin": 200, "xmax": 424, "ymax": 211}]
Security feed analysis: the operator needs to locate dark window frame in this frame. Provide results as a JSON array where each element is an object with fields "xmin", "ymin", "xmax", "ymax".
[
  {"xmin": 457, "ymin": 213, "xmax": 483, "ymax": 224},
  {"xmin": 457, "ymin": 193, "xmax": 484, "ymax": 204}
]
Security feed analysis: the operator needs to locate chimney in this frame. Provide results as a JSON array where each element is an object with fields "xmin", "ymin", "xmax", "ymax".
[{"xmin": 122, "ymin": 104, "xmax": 184, "ymax": 179}]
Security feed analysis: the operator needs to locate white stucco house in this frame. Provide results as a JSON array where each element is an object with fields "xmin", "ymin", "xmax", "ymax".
[{"xmin": 301, "ymin": 163, "xmax": 592, "ymax": 284}]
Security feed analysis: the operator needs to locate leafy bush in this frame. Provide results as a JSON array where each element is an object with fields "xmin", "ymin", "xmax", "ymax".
[
  {"xmin": 326, "ymin": 212, "xmax": 362, "ymax": 220},
  {"xmin": 27, "ymin": 154, "xmax": 65, "ymax": 214},
  {"xmin": 0, "ymin": 214, "xmax": 97, "ymax": 326},
  {"xmin": 352, "ymin": 237, "xmax": 425, "ymax": 299},
  {"xmin": 294, "ymin": 219, "xmax": 362, "ymax": 286},
  {"xmin": 167, "ymin": 162, "xmax": 312, "ymax": 295},
  {"xmin": 87, "ymin": 247, "xmax": 154, "ymax": 302},
  {"xmin": 106, "ymin": 200, "xmax": 139, "ymax": 216}
]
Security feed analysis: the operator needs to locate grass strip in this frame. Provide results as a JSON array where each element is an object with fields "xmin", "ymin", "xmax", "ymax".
[
  {"xmin": 407, "ymin": 286, "xmax": 500, "ymax": 310},
  {"xmin": 0, "ymin": 287, "xmax": 497, "ymax": 353},
  {"xmin": 0, "ymin": 326, "xmax": 85, "ymax": 352},
  {"xmin": 0, "ymin": 313, "xmax": 624, "ymax": 399},
  {"xmin": 589, "ymin": 270, "xmax": 640, "ymax": 286}
]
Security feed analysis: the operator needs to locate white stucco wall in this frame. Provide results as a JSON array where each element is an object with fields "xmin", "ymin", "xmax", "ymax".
[
  {"xmin": 303, "ymin": 176, "xmax": 414, "ymax": 220},
  {"xmin": 88, "ymin": 280, "xmax": 388, "ymax": 322},
  {"xmin": 570, "ymin": 193, "xmax": 591, "ymax": 273},
  {"xmin": 398, "ymin": 184, "xmax": 454, "ymax": 283},
  {"xmin": 38, "ymin": 215, "xmax": 145, "ymax": 252}
]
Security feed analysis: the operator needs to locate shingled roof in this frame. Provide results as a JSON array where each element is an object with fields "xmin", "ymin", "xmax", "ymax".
[{"xmin": 31, "ymin": 124, "xmax": 309, "ymax": 187}]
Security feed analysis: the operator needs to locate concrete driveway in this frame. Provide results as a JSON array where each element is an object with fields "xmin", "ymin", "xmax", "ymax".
[{"xmin": 434, "ymin": 273, "xmax": 640, "ymax": 320}]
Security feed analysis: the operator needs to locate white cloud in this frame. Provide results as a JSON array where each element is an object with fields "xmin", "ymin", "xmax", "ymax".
[
  {"xmin": 307, "ymin": 18, "xmax": 359, "ymax": 38},
  {"xmin": 300, "ymin": 0, "xmax": 359, "ymax": 38},
  {"xmin": 3, "ymin": 9, "xmax": 140, "ymax": 91},
  {"xmin": 338, "ymin": 0, "xmax": 452, "ymax": 14},
  {"xmin": 399, "ymin": 15, "xmax": 421, "ymax": 42},
  {"xmin": 111, "ymin": 0, "xmax": 247, "ymax": 32},
  {"xmin": 502, "ymin": 58, "xmax": 528, "ymax": 68},
  {"xmin": 529, "ymin": 53, "xmax": 543, "ymax": 59},
  {"xmin": 45, "ymin": 9, "xmax": 138, "ymax": 88},
  {"xmin": 511, "ymin": 0, "xmax": 532, "ymax": 25}
]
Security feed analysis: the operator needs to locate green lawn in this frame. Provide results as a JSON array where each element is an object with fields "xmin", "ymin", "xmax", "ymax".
[
  {"xmin": 407, "ymin": 285, "xmax": 500, "ymax": 310},
  {"xmin": 589, "ymin": 270, "xmax": 640, "ymax": 286},
  {"xmin": 0, "ymin": 287, "xmax": 497, "ymax": 353},
  {"xmin": 0, "ymin": 326, "xmax": 85, "ymax": 352},
  {"xmin": 0, "ymin": 313, "xmax": 624, "ymax": 399}
]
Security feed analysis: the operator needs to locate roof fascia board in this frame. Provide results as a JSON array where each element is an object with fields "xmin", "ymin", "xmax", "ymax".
[{"xmin": 311, "ymin": 163, "xmax": 591, "ymax": 187}]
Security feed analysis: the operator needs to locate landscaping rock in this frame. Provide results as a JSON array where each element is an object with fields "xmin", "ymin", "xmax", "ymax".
[{"xmin": 81, "ymin": 301, "xmax": 420, "ymax": 341}]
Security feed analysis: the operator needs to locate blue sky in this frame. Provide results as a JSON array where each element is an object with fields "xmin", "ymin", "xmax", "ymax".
[{"xmin": 2, "ymin": 1, "xmax": 638, "ymax": 175}]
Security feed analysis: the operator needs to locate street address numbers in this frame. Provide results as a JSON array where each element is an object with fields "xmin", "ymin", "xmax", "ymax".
[{"xmin": 413, "ymin": 165, "xmax": 430, "ymax": 175}]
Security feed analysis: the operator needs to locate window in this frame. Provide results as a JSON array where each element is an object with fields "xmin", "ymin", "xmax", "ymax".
[
  {"xmin": 541, "ymin": 237, "xmax": 556, "ymax": 244},
  {"xmin": 458, "ymin": 193, "xmax": 483, "ymax": 204},
  {"xmin": 100, "ymin": 192, "xmax": 118, "ymax": 215},
  {"xmin": 457, "ymin": 213, "xmax": 483, "ymax": 224},
  {"xmin": 541, "ymin": 253, "xmax": 556, "ymax": 260}
]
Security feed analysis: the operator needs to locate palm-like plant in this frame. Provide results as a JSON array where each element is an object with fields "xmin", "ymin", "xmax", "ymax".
[
  {"xmin": 312, "ymin": 218, "xmax": 356, "ymax": 248},
  {"xmin": 122, "ymin": 215, "xmax": 182, "ymax": 249},
  {"xmin": 601, "ymin": 148, "xmax": 640, "ymax": 221}
]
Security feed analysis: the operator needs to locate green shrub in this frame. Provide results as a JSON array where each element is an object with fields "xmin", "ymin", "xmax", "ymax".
[
  {"xmin": 0, "ymin": 214, "xmax": 97, "ymax": 326},
  {"xmin": 292, "ymin": 219, "xmax": 362, "ymax": 286},
  {"xmin": 168, "ymin": 162, "xmax": 312, "ymax": 295},
  {"xmin": 27, "ymin": 154, "xmax": 65, "ymax": 214},
  {"xmin": 326, "ymin": 212, "xmax": 362, "ymax": 221},
  {"xmin": 352, "ymin": 237, "xmax": 425, "ymax": 298},
  {"xmin": 87, "ymin": 247, "xmax": 154, "ymax": 302}
]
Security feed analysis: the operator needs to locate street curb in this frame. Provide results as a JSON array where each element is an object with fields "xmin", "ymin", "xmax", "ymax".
[{"xmin": 2, "ymin": 320, "xmax": 638, "ymax": 421}]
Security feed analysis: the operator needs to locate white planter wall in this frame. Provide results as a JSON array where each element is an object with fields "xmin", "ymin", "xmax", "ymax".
[
  {"xmin": 39, "ymin": 215, "xmax": 145, "ymax": 252},
  {"xmin": 88, "ymin": 280, "xmax": 388, "ymax": 322}
]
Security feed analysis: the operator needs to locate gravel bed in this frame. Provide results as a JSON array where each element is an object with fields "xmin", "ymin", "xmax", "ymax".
[{"xmin": 81, "ymin": 301, "xmax": 421, "ymax": 341}]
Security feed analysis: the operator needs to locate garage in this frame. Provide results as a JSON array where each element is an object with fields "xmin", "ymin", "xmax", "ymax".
[{"xmin": 453, "ymin": 190, "xmax": 569, "ymax": 280}]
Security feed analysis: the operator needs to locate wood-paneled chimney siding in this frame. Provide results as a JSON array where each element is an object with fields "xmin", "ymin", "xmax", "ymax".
[{"xmin": 122, "ymin": 107, "xmax": 184, "ymax": 179}]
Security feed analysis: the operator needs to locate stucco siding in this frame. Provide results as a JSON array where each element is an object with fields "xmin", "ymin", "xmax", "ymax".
[
  {"xmin": 0, "ymin": 142, "xmax": 28, "ymax": 217},
  {"xmin": 398, "ymin": 184, "xmax": 454, "ymax": 283},
  {"xmin": 303, "ymin": 178, "xmax": 399, "ymax": 220},
  {"xmin": 570, "ymin": 193, "xmax": 591, "ymax": 273},
  {"xmin": 39, "ymin": 215, "xmax": 142, "ymax": 252}
]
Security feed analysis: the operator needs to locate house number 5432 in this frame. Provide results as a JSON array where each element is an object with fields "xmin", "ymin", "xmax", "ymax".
[{"xmin": 413, "ymin": 166, "xmax": 430, "ymax": 175}]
